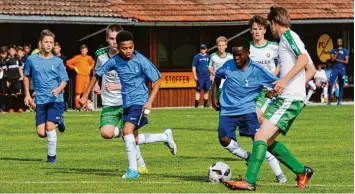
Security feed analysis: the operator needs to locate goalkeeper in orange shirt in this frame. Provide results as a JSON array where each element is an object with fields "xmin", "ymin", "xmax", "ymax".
[{"xmin": 66, "ymin": 44, "xmax": 95, "ymax": 110}]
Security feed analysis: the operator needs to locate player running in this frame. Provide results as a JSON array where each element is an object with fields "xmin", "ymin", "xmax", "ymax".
[
  {"xmin": 23, "ymin": 29, "xmax": 68, "ymax": 163},
  {"xmin": 248, "ymin": 15, "xmax": 287, "ymax": 183},
  {"xmin": 224, "ymin": 6, "xmax": 315, "ymax": 191},
  {"xmin": 82, "ymin": 31, "xmax": 177, "ymax": 178}
]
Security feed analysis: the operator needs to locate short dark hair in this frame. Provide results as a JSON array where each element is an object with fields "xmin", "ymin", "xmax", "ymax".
[
  {"xmin": 16, "ymin": 46, "xmax": 24, "ymax": 51},
  {"xmin": 80, "ymin": 44, "xmax": 88, "ymax": 49},
  {"xmin": 116, "ymin": 31, "xmax": 134, "ymax": 44},
  {"xmin": 0, "ymin": 46, "xmax": 8, "ymax": 54},
  {"xmin": 54, "ymin": 42, "xmax": 61, "ymax": 47},
  {"xmin": 232, "ymin": 38, "xmax": 250, "ymax": 51},
  {"xmin": 8, "ymin": 44, "xmax": 16, "ymax": 50},
  {"xmin": 23, "ymin": 43, "xmax": 32, "ymax": 48},
  {"xmin": 106, "ymin": 24, "xmax": 123, "ymax": 37},
  {"xmin": 248, "ymin": 15, "xmax": 268, "ymax": 29},
  {"xmin": 267, "ymin": 6, "xmax": 291, "ymax": 28}
]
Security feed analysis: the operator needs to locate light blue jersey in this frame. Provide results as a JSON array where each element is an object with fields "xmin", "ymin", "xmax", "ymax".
[
  {"xmin": 96, "ymin": 51, "xmax": 161, "ymax": 108},
  {"xmin": 24, "ymin": 54, "xmax": 69, "ymax": 105},
  {"xmin": 216, "ymin": 59, "xmax": 278, "ymax": 116}
]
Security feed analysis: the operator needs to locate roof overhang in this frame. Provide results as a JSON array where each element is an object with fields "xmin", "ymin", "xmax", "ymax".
[{"xmin": 0, "ymin": 15, "xmax": 136, "ymax": 25}]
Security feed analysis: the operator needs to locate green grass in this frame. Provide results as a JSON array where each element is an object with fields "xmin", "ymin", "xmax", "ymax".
[{"xmin": 0, "ymin": 105, "xmax": 353, "ymax": 193}]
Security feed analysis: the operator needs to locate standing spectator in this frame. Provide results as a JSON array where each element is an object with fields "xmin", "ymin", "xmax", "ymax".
[
  {"xmin": 16, "ymin": 46, "xmax": 27, "ymax": 111},
  {"xmin": 192, "ymin": 44, "xmax": 210, "ymax": 108},
  {"xmin": 0, "ymin": 46, "xmax": 8, "ymax": 112},
  {"xmin": 66, "ymin": 44, "xmax": 95, "ymax": 111},
  {"xmin": 23, "ymin": 44, "xmax": 32, "ymax": 56},
  {"xmin": 5, "ymin": 45, "xmax": 24, "ymax": 113},
  {"xmin": 54, "ymin": 42, "xmax": 69, "ymax": 111},
  {"xmin": 328, "ymin": 38, "xmax": 349, "ymax": 105}
]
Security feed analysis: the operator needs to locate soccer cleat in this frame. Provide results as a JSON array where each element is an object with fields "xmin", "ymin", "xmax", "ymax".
[
  {"xmin": 57, "ymin": 117, "xmax": 66, "ymax": 133},
  {"xmin": 296, "ymin": 166, "xmax": 314, "ymax": 189},
  {"xmin": 164, "ymin": 128, "xmax": 177, "ymax": 155},
  {"xmin": 121, "ymin": 169, "xmax": 140, "ymax": 179},
  {"xmin": 8, "ymin": 109, "xmax": 14, "ymax": 113},
  {"xmin": 276, "ymin": 173, "xmax": 288, "ymax": 183},
  {"xmin": 47, "ymin": 155, "xmax": 56, "ymax": 163},
  {"xmin": 204, "ymin": 104, "xmax": 210, "ymax": 108},
  {"xmin": 337, "ymin": 101, "xmax": 342, "ymax": 105},
  {"xmin": 18, "ymin": 108, "xmax": 24, "ymax": 113},
  {"xmin": 223, "ymin": 180, "xmax": 256, "ymax": 191},
  {"xmin": 327, "ymin": 101, "xmax": 332, "ymax": 106},
  {"xmin": 138, "ymin": 165, "xmax": 148, "ymax": 174}
]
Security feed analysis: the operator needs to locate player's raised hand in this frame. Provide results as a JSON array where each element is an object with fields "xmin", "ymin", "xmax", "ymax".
[{"xmin": 51, "ymin": 88, "xmax": 60, "ymax": 97}]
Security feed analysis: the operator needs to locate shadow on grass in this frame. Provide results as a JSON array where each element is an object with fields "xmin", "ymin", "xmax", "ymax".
[
  {"xmin": 178, "ymin": 156, "xmax": 243, "ymax": 162},
  {"xmin": 44, "ymin": 167, "xmax": 124, "ymax": 177},
  {"xmin": 0, "ymin": 157, "xmax": 44, "ymax": 162},
  {"xmin": 172, "ymin": 127, "xmax": 217, "ymax": 132}
]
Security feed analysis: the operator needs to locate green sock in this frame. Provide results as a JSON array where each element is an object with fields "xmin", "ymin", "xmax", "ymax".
[
  {"xmin": 245, "ymin": 140, "xmax": 267, "ymax": 184},
  {"xmin": 268, "ymin": 141, "xmax": 304, "ymax": 175}
]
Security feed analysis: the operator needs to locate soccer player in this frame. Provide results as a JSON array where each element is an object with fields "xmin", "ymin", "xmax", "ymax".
[
  {"xmin": 5, "ymin": 44, "xmax": 24, "ymax": 113},
  {"xmin": 83, "ymin": 31, "xmax": 177, "ymax": 178},
  {"xmin": 211, "ymin": 38, "xmax": 280, "ymax": 184},
  {"xmin": 248, "ymin": 15, "xmax": 287, "ymax": 183},
  {"xmin": 80, "ymin": 24, "xmax": 150, "ymax": 174},
  {"xmin": 192, "ymin": 44, "xmax": 210, "ymax": 108},
  {"xmin": 224, "ymin": 6, "xmax": 314, "ymax": 191},
  {"xmin": 328, "ymin": 38, "xmax": 349, "ymax": 105},
  {"xmin": 23, "ymin": 29, "xmax": 69, "ymax": 163},
  {"xmin": 66, "ymin": 44, "xmax": 95, "ymax": 111},
  {"xmin": 208, "ymin": 36, "xmax": 233, "ymax": 90}
]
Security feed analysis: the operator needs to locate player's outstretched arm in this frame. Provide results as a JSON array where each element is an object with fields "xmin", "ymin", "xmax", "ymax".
[
  {"xmin": 274, "ymin": 53, "xmax": 309, "ymax": 93},
  {"xmin": 144, "ymin": 78, "xmax": 161, "ymax": 112},
  {"xmin": 80, "ymin": 75, "xmax": 99, "ymax": 106},
  {"xmin": 211, "ymin": 77, "xmax": 221, "ymax": 111}
]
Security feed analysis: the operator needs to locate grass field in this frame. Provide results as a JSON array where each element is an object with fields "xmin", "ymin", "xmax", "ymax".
[{"xmin": 0, "ymin": 105, "xmax": 353, "ymax": 193}]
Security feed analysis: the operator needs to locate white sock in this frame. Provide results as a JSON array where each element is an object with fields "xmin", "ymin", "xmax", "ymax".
[
  {"xmin": 138, "ymin": 133, "xmax": 168, "ymax": 144},
  {"xmin": 224, "ymin": 139, "xmax": 249, "ymax": 160},
  {"xmin": 305, "ymin": 90, "xmax": 314, "ymax": 103},
  {"xmin": 113, "ymin": 127, "xmax": 120, "ymax": 138},
  {"xmin": 136, "ymin": 145, "xmax": 146, "ymax": 167},
  {"xmin": 265, "ymin": 151, "xmax": 283, "ymax": 176},
  {"xmin": 46, "ymin": 130, "xmax": 57, "ymax": 156},
  {"xmin": 123, "ymin": 134, "xmax": 137, "ymax": 171}
]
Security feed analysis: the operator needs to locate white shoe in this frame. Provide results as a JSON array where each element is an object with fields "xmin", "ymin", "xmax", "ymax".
[{"xmin": 164, "ymin": 128, "xmax": 177, "ymax": 155}]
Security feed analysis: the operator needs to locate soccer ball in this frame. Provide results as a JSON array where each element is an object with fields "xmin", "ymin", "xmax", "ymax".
[{"xmin": 208, "ymin": 162, "xmax": 232, "ymax": 183}]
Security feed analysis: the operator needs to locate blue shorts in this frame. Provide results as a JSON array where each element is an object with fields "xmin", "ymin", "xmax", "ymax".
[
  {"xmin": 36, "ymin": 102, "xmax": 65, "ymax": 126},
  {"xmin": 196, "ymin": 78, "xmax": 210, "ymax": 92},
  {"xmin": 123, "ymin": 105, "xmax": 148, "ymax": 130},
  {"xmin": 218, "ymin": 113, "xmax": 260, "ymax": 140}
]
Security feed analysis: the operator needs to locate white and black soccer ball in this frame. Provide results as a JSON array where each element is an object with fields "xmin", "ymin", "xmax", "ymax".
[{"xmin": 208, "ymin": 162, "xmax": 232, "ymax": 183}]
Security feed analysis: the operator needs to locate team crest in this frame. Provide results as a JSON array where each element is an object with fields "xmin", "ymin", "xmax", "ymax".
[{"xmin": 245, "ymin": 78, "xmax": 249, "ymax": 86}]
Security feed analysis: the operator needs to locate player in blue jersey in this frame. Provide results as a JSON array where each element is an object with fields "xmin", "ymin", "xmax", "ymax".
[
  {"xmin": 23, "ymin": 29, "xmax": 69, "ymax": 163},
  {"xmin": 192, "ymin": 44, "xmax": 210, "ymax": 108},
  {"xmin": 211, "ymin": 37, "xmax": 280, "ymax": 182},
  {"xmin": 89, "ymin": 31, "xmax": 177, "ymax": 179},
  {"xmin": 328, "ymin": 38, "xmax": 349, "ymax": 105}
]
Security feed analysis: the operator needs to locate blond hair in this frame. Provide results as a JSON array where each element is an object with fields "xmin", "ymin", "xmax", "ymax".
[
  {"xmin": 39, "ymin": 29, "xmax": 55, "ymax": 41},
  {"xmin": 216, "ymin": 36, "xmax": 227, "ymax": 44},
  {"xmin": 267, "ymin": 6, "xmax": 291, "ymax": 28}
]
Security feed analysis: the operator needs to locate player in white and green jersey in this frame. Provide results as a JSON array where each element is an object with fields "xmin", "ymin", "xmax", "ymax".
[
  {"xmin": 248, "ymin": 15, "xmax": 287, "ymax": 184},
  {"xmin": 224, "ymin": 6, "xmax": 314, "ymax": 191},
  {"xmin": 208, "ymin": 36, "xmax": 233, "ymax": 97}
]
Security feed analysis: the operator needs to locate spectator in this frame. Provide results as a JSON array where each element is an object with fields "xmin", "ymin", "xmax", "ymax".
[
  {"xmin": 54, "ymin": 42, "xmax": 70, "ymax": 111},
  {"xmin": 192, "ymin": 44, "xmax": 210, "ymax": 108},
  {"xmin": 31, "ymin": 41, "xmax": 41, "ymax": 55},
  {"xmin": 5, "ymin": 44, "xmax": 24, "ymax": 113},
  {"xmin": 66, "ymin": 44, "xmax": 95, "ymax": 111},
  {"xmin": 328, "ymin": 38, "xmax": 349, "ymax": 105},
  {"xmin": 16, "ymin": 46, "xmax": 27, "ymax": 111},
  {"xmin": 23, "ymin": 44, "xmax": 32, "ymax": 56},
  {"xmin": 0, "ymin": 46, "xmax": 8, "ymax": 112}
]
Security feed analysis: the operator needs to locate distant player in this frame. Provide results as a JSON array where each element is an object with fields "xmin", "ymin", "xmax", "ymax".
[
  {"xmin": 23, "ymin": 29, "xmax": 69, "ymax": 163},
  {"xmin": 192, "ymin": 44, "xmax": 210, "ymax": 108},
  {"xmin": 66, "ymin": 44, "xmax": 95, "ymax": 110},
  {"xmin": 0, "ymin": 46, "xmax": 8, "ymax": 112},
  {"xmin": 208, "ymin": 36, "xmax": 233, "ymax": 93},
  {"xmin": 328, "ymin": 38, "xmax": 349, "ymax": 105},
  {"xmin": 248, "ymin": 15, "xmax": 287, "ymax": 183},
  {"xmin": 80, "ymin": 24, "xmax": 151, "ymax": 174},
  {"xmin": 224, "ymin": 6, "xmax": 314, "ymax": 191},
  {"xmin": 83, "ymin": 31, "xmax": 177, "ymax": 178}
]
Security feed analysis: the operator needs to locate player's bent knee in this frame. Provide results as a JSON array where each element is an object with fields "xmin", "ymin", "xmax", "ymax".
[
  {"xmin": 100, "ymin": 129, "xmax": 114, "ymax": 139},
  {"xmin": 219, "ymin": 137, "xmax": 231, "ymax": 147}
]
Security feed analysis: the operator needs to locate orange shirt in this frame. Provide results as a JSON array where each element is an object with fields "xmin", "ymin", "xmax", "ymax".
[{"xmin": 66, "ymin": 54, "xmax": 95, "ymax": 76}]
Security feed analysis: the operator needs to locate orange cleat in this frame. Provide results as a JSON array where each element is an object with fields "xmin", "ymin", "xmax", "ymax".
[
  {"xmin": 223, "ymin": 180, "xmax": 256, "ymax": 191},
  {"xmin": 8, "ymin": 109, "xmax": 14, "ymax": 113},
  {"xmin": 297, "ymin": 166, "xmax": 314, "ymax": 189}
]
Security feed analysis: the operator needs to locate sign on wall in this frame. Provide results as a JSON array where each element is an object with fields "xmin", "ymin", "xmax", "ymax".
[
  {"xmin": 154, "ymin": 72, "xmax": 197, "ymax": 88},
  {"xmin": 317, "ymin": 34, "xmax": 333, "ymax": 62}
]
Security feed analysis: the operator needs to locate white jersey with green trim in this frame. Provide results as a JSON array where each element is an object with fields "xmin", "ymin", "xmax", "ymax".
[
  {"xmin": 250, "ymin": 41, "xmax": 278, "ymax": 73},
  {"xmin": 94, "ymin": 47, "xmax": 122, "ymax": 106},
  {"xmin": 278, "ymin": 30, "xmax": 309, "ymax": 101},
  {"xmin": 208, "ymin": 52, "xmax": 233, "ymax": 88}
]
